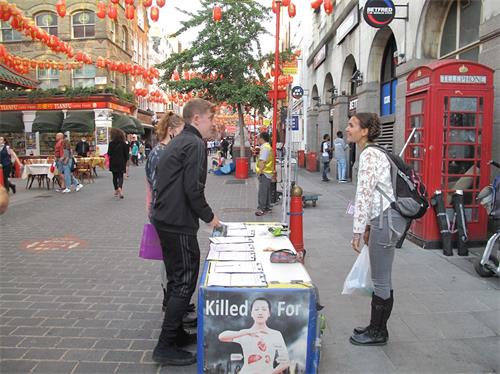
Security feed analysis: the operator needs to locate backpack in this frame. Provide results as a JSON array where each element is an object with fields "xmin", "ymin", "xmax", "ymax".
[{"xmin": 366, "ymin": 144, "xmax": 429, "ymax": 219}]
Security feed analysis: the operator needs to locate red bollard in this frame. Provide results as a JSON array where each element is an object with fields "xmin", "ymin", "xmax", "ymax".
[
  {"xmin": 14, "ymin": 161, "xmax": 22, "ymax": 178},
  {"xmin": 289, "ymin": 184, "xmax": 305, "ymax": 262}
]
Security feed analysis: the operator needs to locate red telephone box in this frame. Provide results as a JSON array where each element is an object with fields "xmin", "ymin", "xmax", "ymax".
[{"xmin": 405, "ymin": 60, "xmax": 494, "ymax": 248}]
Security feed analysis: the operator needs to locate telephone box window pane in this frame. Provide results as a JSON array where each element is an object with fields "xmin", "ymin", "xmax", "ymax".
[
  {"xmin": 411, "ymin": 130, "xmax": 422, "ymax": 144},
  {"xmin": 409, "ymin": 160, "xmax": 421, "ymax": 173},
  {"xmin": 476, "ymin": 145, "xmax": 481, "ymax": 158},
  {"xmin": 450, "ymin": 97, "xmax": 477, "ymax": 112},
  {"xmin": 410, "ymin": 115, "xmax": 422, "ymax": 128},
  {"xmin": 448, "ymin": 160, "xmax": 474, "ymax": 175},
  {"xmin": 411, "ymin": 146, "xmax": 422, "ymax": 158},
  {"xmin": 449, "ymin": 129, "xmax": 477, "ymax": 143},
  {"xmin": 463, "ymin": 191, "xmax": 475, "ymax": 205},
  {"xmin": 459, "ymin": 0, "xmax": 481, "ymax": 48},
  {"xmin": 448, "ymin": 145, "xmax": 475, "ymax": 159},
  {"xmin": 410, "ymin": 100, "xmax": 422, "ymax": 114},
  {"xmin": 449, "ymin": 113, "xmax": 476, "ymax": 127}
]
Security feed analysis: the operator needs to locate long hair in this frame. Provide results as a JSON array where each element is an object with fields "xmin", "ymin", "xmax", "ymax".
[
  {"xmin": 156, "ymin": 111, "xmax": 184, "ymax": 141},
  {"xmin": 353, "ymin": 112, "xmax": 381, "ymax": 142},
  {"xmin": 110, "ymin": 127, "xmax": 126, "ymax": 143}
]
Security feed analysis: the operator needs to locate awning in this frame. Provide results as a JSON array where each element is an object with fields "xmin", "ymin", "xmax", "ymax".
[
  {"xmin": 112, "ymin": 113, "xmax": 137, "ymax": 134},
  {"xmin": 61, "ymin": 110, "xmax": 95, "ymax": 133},
  {"xmin": 0, "ymin": 111, "xmax": 24, "ymax": 133},
  {"xmin": 0, "ymin": 63, "xmax": 39, "ymax": 89},
  {"xmin": 129, "ymin": 116, "xmax": 145, "ymax": 135},
  {"xmin": 32, "ymin": 111, "xmax": 64, "ymax": 133}
]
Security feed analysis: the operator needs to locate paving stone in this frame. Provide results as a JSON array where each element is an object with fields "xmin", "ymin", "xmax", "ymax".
[
  {"xmin": 62, "ymin": 348, "xmax": 106, "ymax": 361},
  {"xmin": 129, "ymin": 339, "xmax": 156, "ymax": 351},
  {"xmin": 103, "ymin": 349, "xmax": 144, "ymax": 363},
  {"xmin": 55, "ymin": 337, "xmax": 97, "ymax": 349},
  {"xmin": 32, "ymin": 360, "xmax": 78, "ymax": 374},
  {"xmin": 73, "ymin": 362, "xmax": 119, "ymax": 374},
  {"xmin": 74, "ymin": 319, "xmax": 110, "ymax": 328},
  {"xmin": 39, "ymin": 318, "xmax": 77, "ymax": 327},
  {"xmin": 45, "ymin": 327, "xmax": 82, "ymax": 337},
  {"xmin": 116, "ymin": 363, "xmax": 159, "ymax": 373},
  {"xmin": 18, "ymin": 336, "xmax": 60, "ymax": 348},
  {"xmin": 0, "ymin": 360, "xmax": 38, "ymax": 373},
  {"xmin": 80, "ymin": 328, "xmax": 119, "ymax": 338},
  {"xmin": 0, "ymin": 347, "xmax": 29, "ymax": 359},
  {"xmin": 93, "ymin": 338, "xmax": 131, "ymax": 350},
  {"xmin": 0, "ymin": 336, "xmax": 24, "ymax": 347},
  {"xmin": 10, "ymin": 326, "xmax": 50, "ymax": 336},
  {"xmin": 23, "ymin": 348, "xmax": 66, "ymax": 360}
]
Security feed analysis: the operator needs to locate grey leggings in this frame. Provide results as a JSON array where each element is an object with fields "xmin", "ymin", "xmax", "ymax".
[{"xmin": 368, "ymin": 208, "xmax": 408, "ymax": 300}]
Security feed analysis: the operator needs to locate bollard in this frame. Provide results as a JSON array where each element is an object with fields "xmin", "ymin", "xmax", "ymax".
[
  {"xmin": 14, "ymin": 161, "xmax": 22, "ymax": 178},
  {"xmin": 289, "ymin": 184, "xmax": 305, "ymax": 262}
]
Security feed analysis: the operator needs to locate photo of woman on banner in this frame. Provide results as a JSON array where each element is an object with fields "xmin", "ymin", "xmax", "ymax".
[{"xmin": 219, "ymin": 298, "xmax": 290, "ymax": 374}]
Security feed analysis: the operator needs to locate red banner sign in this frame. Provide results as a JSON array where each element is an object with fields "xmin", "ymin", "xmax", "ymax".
[{"xmin": 0, "ymin": 101, "xmax": 131, "ymax": 113}]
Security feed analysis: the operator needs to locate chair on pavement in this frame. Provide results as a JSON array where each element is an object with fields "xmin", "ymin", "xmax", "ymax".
[{"xmin": 75, "ymin": 160, "xmax": 94, "ymax": 184}]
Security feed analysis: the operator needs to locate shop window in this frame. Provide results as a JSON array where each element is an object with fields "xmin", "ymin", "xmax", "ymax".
[
  {"xmin": 0, "ymin": 21, "xmax": 22, "ymax": 42},
  {"xmin": 72, "ymin": 11, "xmax": 95, "ymax": 39},
  {"xmin": 73, "ymin": 65, "xmax": 96, "ymax": 88},
  {"xmin": 121, "ymin": 27, "xmax": 128, "ymax": 51},
  {"xmin": 380, "ymin": 35, "xmax": 397, "ymax": 116},
  {"xmin": 439, "ymin": 0, "xmax": 481, "ymax": 61},
  {"xmin": 36, "ymin": 12, "xmax": 58, "ymax": 36},
  {"xmin": 37, "ymin": 68, "xmax": 60, "ymax": 89}
]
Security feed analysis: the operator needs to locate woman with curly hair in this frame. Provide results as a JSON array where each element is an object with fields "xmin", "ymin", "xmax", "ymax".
[
  {"xmin": 346, "ymin": 112, "xmax": 408, "ymax": 346},
  {"xmin": 107, "ymin": 128, "xmax": 129, "ymax": 199}
]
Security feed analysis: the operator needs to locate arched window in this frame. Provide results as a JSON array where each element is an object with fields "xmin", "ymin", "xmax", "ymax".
[
  {"xmin": 36, "ymin": 12, "xmax": 58, "ymax": 36},
  {"xmin": 439, "ymin": 0, "xmax": 481, "ymax": 61},
  {"xmin": 121, "ymin": 27, "xmax": 128, "ymax": 50},
  {"xmin": 72, "ymin": 11, "xmax": 95, "ymax": 39},
  {"xmin": 0, "ymin": 21, "xmax": 22, "ymax": 41},
  {"xmin": 380, "ymin": 35, "xmax": 397, "ymax": 116}
]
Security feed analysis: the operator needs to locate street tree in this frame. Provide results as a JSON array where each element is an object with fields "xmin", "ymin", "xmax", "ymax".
[{"xmin": 157, "ymin": 0, "xmax": 272, "ymax": 158}]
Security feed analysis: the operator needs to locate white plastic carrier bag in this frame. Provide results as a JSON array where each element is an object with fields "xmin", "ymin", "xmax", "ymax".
[{"xmin": 342, "ymin": 245, "xmax": 373, "ymax": 296}]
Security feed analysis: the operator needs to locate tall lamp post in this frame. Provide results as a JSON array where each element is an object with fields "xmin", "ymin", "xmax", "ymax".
[{"xmin": 272, "ymin": 0, "xmax": 281, "ymax": 173}]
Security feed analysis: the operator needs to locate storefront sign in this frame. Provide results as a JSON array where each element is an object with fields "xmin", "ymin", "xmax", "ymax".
[
  {"xmin": 290, "ymin": 115, "xmax": 299, "ymax": 131},
  {"xmin": 363, "ymin": 0, "xmax": 395, "ymax": 29},
  {"xmin": 282, "ymin": 60, "xmax": 298, "ymax": 75},
  {"xmin": 0, "ymin": 101, "xmax": 132, "ymax": 114},
  {"xmin": 439, "ymin": 75, "xmax": 487, "ymax": 84},
  {"xmin": 25, "ymin": 132, "xmax": 36, "ymax": 150},
  {"xmin": 336, "ymin": 6, "xmax": 359, "ymax": 44},
  {"xmin": 313, "ymin": 45, "xmax": 327, "ymax": 70},
  {"xmin": 409, "ymin": 76, "xmax": 430, "ymax": 90},
  {"xmin": 202, "ymin": 289, "xmax": 310, "ymax": 374},
  {"xmin": 348, "ymin": 97, "xmax": 358, "ymax": 111}
]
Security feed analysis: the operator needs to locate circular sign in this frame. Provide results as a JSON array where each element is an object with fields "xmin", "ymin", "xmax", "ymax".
[
  {"xmin": 363, "ymin": 0, "xmax": 395, "ymax": 29},
  {"xmin": 291, "ymin": 86, "xmax": 304, "ymax": 99}
]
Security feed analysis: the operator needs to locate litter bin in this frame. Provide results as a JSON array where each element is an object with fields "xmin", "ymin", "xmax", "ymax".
[
  {"xmin": 306, "ymin": 152, "xmax": 318, "ymax": 172},
  {"xmin": 297, "ymin": 150, "xmax": 305, "ymax": 168},
  {"xmin": 235, "ymin": 157, "xmax": 249, "ymax": 179}
]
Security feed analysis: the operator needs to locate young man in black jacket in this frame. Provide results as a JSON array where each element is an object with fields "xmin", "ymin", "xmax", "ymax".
[{"xmin": 151, "ymin": 98, "xmax": 220, "ymax": 366}]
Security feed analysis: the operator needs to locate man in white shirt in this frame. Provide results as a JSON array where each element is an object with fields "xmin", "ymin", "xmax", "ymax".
[
  {"xmin": 320, "ymin": 134, "xmax": 331, "ymax": 182},
  {"xmin": 334, "ymin": 131, "xmax": 349, "ymax": 182}
]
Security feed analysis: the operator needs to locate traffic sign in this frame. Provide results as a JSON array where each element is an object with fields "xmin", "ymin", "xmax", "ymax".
[{"xmin": 291, "ymin": 86, "xmax": 304, "ymax": 99}]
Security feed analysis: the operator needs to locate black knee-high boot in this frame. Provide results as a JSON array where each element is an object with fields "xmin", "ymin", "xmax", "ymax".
[
  {"xmin": 350, "ymin": 293, "xmax": 392, "ymax": 346},
  {"xmin": 353, "ymin": 290, "xmax": 393, "ymax": 337}
]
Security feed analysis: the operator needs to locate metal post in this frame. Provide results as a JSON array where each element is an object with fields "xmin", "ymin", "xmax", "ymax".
[{"xmin": 272, "ymin": 0, "xmax": 281, "ymax": 173}]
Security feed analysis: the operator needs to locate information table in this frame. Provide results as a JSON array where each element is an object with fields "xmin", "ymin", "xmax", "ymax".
[{"xmin": 197, "ymin": 222, "xmax": 322, "ymax": 374}]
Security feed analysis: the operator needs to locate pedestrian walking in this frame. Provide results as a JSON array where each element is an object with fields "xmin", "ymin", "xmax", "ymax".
[
  {"xmin": 54, "ymin": 132, "xmax": 66, "ymax": 191},
  {"xmin": 150, "ymin": 98, "xmax": 220, "ymax": 366},
  {"xmin": 0, "ymin": 136, "xmax": 20, "ymax": 194},
  {"xmin": 221, "ymin": 137, "xmax": 229, "ymax": 158},
  {"xmin": 107, "ymin": 128, "xmax": 129, "ymax": 199},
  {"xmin": 346, "ymin": 112, "xmax": 408, "ymax": 346},
  {"xmin": 75, "ymin": 137, "xmax": 90, "ymax": 157},
  {"xmin": 255, "ymin": 132, "xmax": 274, "ymax": 216},
  {"xmin": 321, "ymin": 133, "xmax": 332, "ymax": 182},
  {"xmin": 334, "ymin": 130, "xmax": 349, "ymax": 182},
  {"xmin": 131, "ymin": 141, "xmax": 139, "ymax": 166},
  {"xmin": 145, "ymin": 112, "xmax": 195, "ymax": 324},
  {"xmin": 61, "ymin": 139, "xmax": 82, "ymax": 193}
]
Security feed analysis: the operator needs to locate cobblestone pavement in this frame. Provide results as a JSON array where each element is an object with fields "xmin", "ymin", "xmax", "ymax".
[{"xmin": 1, "ymin": 161, "xmax": 499, "ymax": 373}]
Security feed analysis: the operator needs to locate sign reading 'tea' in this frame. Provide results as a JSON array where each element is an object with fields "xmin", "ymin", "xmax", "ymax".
[{"xmin": 363, "ymin": 0, "xmax": 395, "ymax": 28}]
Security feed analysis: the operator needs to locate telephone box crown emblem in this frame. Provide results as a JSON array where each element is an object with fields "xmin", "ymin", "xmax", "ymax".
[{"xmin": 459, "ymin": 64, "xmax": 468, "ymax": 73}]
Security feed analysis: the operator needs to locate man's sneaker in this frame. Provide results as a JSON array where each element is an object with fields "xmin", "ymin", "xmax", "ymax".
[
  {"xmin": 322, "ymin": 178, "xmax": 330, "ymax": 182},
  {"xmin": 264, "ymin": 208, "xmax": 272, "ymax": 213},
  {"xmin": 152, "ymin": 344, "xmax": 196, "ymax": 366},
  {"xmin": 55, "ymin": 188, "xmax": 64, "ymax": 193},
  {"xmin": 255, "ymin": 210, "xmax": 265, "ymax": 216},
  {"xmin": 62, "ymin": 188, "xmax": 71, "ymax": 193},
  {"xmin": 75, "ymin": 184, "xmax": 83, "ymax": 192}
]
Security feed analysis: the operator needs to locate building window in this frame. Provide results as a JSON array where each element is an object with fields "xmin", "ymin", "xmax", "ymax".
[
  {"xmin": 72, "ymin": 11, "xmax": 95, "ymax": 39},
  {"xmin": 73, "ymin": 64, "xmax": 96, "ymax": 87},
  {"xmin": 0, "ymin": 21, "xmax": 22, "ymax": 42},
  {"xmin": 35, "ymin": 12, "xmax": 58, "ymax": 36},
  {"xmin": 121, "ymin": 27, "xmax": 128, "ymax": 50},
  {"xmin": 110, "ymin": 70, "xmax": 116, "ymax": 89},
  {"xmin": 439, "ymin": 0, "xmax": 481, "ymax": 61},
  {"xmin": 380, "ymin": 34, "xmax": 397, "ymax": 116},
  {"xmin": 37, "ymin": 68, "xmax": 60, "ymax": 89},
  {"xmin": 111, "ymin": 20, "xmax": 117, "ymax": 43}
]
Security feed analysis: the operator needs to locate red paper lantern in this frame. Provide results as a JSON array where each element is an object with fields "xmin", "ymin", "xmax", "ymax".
[
  {"xmin": 56, "ymin": 0, "xmax": 66, "ymax": 17},
  {"xmin": 97, "ymin": 1, "xmax": 106, "ymax": 18},
  {"xmin": 125, "ymin": 5, "xmax": 135, "ymax": 19},
  {"xmin": 271, "ymin": 1, "xmax": 279, "ymax": 14},
  {"xmin": 282, "ymin": 0, "xmax": 291, "ymax": 6},
  {"xmin": 324, "ymin": 0, "xmax": 333, "ymax": 14},
  {"xmin": 311, "ymin": 0, "xmax": 323, "ymax": 10},
  {"xmin": 150, "ymin": 6, "xmax": 159, "ymax": 22},
  {"xmin": 213, "ymin": 5, "xmax": 222, "ymax": 22},
  {"xmin": 111, "ymin": 0, "xmax": 119, "ymax": 3},
  {"xmin": 156, "ymin": 0, "xmax": 166, "ymax": 8},
  {"xmin": 288, "ymin": 3, "xmax": 296, "ymax": 18},
  {"xmin": 143, "ymin": 0, "xmax": 153, "ymax": 7},
  {"xmin": 108, "ymin": 4, "xmax": 118, "ymax": 20}
]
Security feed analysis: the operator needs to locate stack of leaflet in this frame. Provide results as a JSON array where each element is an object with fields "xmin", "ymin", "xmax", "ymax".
[{"xmin": 207, "ymin": 223, "xmax": 266, "ymax": 287}]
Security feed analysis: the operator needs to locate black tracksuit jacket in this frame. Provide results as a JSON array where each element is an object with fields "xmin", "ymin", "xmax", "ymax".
[{"xmin": 151, "ymin": 124, "xmax": 214, "ymax": 235}]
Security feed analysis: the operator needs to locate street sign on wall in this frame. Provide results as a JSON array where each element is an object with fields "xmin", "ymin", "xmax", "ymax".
[{"xmin": 363, "ymin": 0, "xmax": 395, "ymax": 28}]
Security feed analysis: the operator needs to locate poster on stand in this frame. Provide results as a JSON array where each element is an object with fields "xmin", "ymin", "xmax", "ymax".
[
  {"xmin": 96, "ymin": 127, "xmax": 108, "ymax": 145},
  {"xmin": 25, "ymin": 132, "xmax": 36, "ymax": 150},
  {"xmin": 202, "ymin": 289, "xmax": 310, "ymax": 374}
]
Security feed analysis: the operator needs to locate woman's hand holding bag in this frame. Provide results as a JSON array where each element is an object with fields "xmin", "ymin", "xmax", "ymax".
[{"xmin": 342, "ymin": 245, "xmax": 373, "ymax": 296}]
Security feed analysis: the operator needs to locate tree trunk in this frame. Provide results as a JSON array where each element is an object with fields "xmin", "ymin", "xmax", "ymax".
[{"xmin": 237, "ymin": 103, "xmax": 245, "ymax": 159}]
